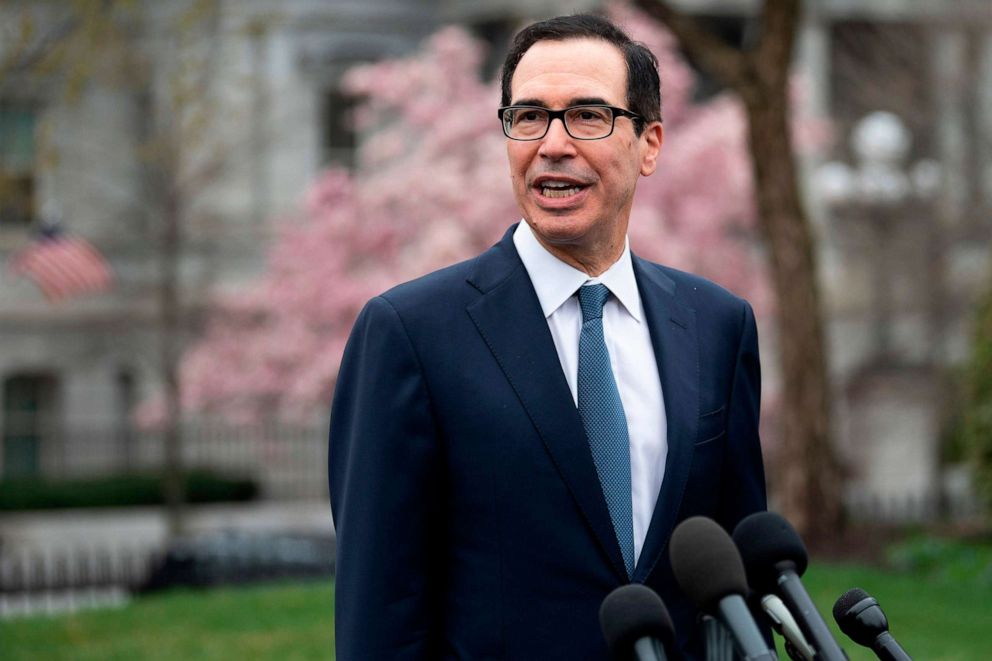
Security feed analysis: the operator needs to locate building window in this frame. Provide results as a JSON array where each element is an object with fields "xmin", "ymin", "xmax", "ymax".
[
  {"xmin": 0, "ymin": 104, "xmax": 37, "ymax": 229},
  {"xmin": 322, "ymin": 88, "xmax": 358, "ymax": 168},
  {"xmin": 2, "ymin": 373, "xmax": 59, "ymax": 478}
]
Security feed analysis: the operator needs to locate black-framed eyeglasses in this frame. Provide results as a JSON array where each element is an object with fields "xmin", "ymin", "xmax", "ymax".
[{"xmin": 497, "ymin": 104, "xmax": 643, "ymax": 141}]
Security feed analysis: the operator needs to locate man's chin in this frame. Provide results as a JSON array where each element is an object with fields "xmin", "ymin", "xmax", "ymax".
[{"xmin": 526, "ymin": 216, "xmax": 596, "ymax": 245}]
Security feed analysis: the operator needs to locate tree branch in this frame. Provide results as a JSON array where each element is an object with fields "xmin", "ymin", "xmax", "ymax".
[
  {"xmin": 0, "ymin": 15, "xmax": 78, "ymax": 92},
  {"xmin": 630, "ymin": 0, "xmax": 752, "ymax": 91},
  {"xmin": 754, "ymin": 0, "xmax": 800, "ymax": 87}
]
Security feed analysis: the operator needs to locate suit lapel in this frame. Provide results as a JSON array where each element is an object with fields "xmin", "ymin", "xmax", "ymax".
[
  {"xmin": 466, "ymin": 228, "xmax": 629, "ymax": 583},
  {"xmin": 630, "ymin": 255, "xmax": 700, "ymax": 582}
]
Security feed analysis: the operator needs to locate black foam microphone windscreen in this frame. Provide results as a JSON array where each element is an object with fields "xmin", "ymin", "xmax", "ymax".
[
  {"xmin": 833, "ymin": 587, "xmax": 912, "ymax": 661},
  {"xmin": 669, "ymin": 516, "xmax": 749, "ymax": 609},
  {"xmin": 669, "ymin": 517, "xmax": 777, "ymax": 661},
  {"xmin": 733, "ymin": 512, "xmax": 848, "ymax": 661},
  {"xmin": 833, "ymin": 587, "xmax": 871, "ymax": 614},
  {"xmin": 832, "ymin": 587, "xmax": 880, "ymax": 646},
  {"xmin": 732, "ymin": 511, "xmax": 809, "ymax": 593},
  {"xmin": 599, "ymin": 584, "xmax": 674, "ymax": 659}
]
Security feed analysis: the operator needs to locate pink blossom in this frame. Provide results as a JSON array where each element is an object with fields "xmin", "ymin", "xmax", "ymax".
[{"xmin": 178, "ymin": 12, "xmax": 778, "ymax": 423}]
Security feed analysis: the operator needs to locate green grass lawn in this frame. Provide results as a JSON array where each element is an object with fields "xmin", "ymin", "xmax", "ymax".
[
  {"xmin": 0, "ymin": 581, "xmax": 335, "ymax": 661},
  {"xmin": 804, "ymin": 562, "xmax": 991, "ymax": 661},
  {"xmin": 2, "ymin": 561, "xmax": 990, "ymax": 660}
]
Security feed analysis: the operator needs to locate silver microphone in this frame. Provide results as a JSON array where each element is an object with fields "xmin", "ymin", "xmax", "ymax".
[{"xmin": 761, "ymin": 594, "xmax": 816, "ymax": 661}]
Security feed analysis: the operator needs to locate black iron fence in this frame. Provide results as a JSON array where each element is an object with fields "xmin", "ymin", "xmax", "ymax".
[{"xmin": 844, "ymin": 490, "xmax": 983, "ymax": 524}]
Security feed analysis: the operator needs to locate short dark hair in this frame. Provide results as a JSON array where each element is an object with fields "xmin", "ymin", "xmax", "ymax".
[{"xmin": 499, "ymin": 14, "xmax": 662, "ymax": 135}]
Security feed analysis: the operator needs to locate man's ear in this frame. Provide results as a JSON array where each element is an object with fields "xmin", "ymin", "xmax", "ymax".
[{"xmin": 639, "ymin": 122, "xmax": 664, "ymax": 176}]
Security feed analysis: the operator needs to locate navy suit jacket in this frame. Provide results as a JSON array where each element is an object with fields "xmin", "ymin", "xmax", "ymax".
[{"xmin": 329, "ymin": 225, "xmax": 767, "ymax": 660}]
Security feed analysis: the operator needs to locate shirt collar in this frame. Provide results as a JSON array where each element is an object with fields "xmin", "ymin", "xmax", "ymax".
[{"xmin": 513, "ymin": 221, "xmax": 643, "ymax": 322}]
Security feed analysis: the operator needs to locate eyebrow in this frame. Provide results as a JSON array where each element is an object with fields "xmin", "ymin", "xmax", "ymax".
[{"xmin": 510, "ymin": 96, "xmax": 612, "ymax": 108}]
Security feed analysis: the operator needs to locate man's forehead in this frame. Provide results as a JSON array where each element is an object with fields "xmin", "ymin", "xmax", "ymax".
[{"xmin": 510, "ymin": 37, "xmax": 627, "ymax": 105}]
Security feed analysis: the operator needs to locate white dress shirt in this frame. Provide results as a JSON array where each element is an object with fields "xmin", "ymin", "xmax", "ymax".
[{"xmin": 513, "ymin": 221, "xmax": 667, "ymax": 564}]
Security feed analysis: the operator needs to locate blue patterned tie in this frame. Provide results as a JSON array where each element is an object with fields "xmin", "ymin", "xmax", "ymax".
[{"xmin": 577, "ymin": 283, "xmax": 635, "ymax": 577}]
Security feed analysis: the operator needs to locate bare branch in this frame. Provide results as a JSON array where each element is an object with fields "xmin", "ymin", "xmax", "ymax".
[
  {"xmin": 630, "ymin": 0, "xmax": 752, "ymax": 91},
  {"xmin": 0, "ymin": 14, "xmax": 79, "ymax": 93}
]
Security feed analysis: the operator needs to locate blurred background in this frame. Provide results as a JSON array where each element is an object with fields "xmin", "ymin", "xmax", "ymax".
[{"xmin": 1, "ymin": 0, "xmax": 991, "ymax": 659}]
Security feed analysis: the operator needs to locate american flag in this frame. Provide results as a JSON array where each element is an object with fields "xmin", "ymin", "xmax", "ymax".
[{"xmin": 8, "ymin": 225, "xmax": 114, "ymax": 302}]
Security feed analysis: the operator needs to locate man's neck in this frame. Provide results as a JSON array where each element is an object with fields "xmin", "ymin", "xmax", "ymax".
[{"xmin": 530, "ymin": 232, "xmax": 625, "ymax": 277}]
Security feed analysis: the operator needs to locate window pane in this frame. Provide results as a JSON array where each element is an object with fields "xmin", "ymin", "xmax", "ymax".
[
  {"xmin": 2, "ymin": 374, "xmax": 58, "ymax": 478},
  {"xmin": 0, "ymin": 106, "xmax": 36, "ymax": 228},
  {"xmin": 0, "ymin": 108, "xmax": 36, "ymax": 172},
  {"xmin": 0, "ymin": 173, "xmax": 34, "ymax": 226}
]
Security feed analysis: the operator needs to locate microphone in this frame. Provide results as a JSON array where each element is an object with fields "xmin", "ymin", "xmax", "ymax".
[
  {"xmin": 669, "ymin": 516, "xmax": 777, "ymax": 661},
  {"xmin": 599, "ymin": 583, "xmax": 675, "ymax": 661},
  {"xmin": 760, "ymin": 594, "xmax": 816, "ymax": 661},
  {"xmin": 732, "ymin": 512, "xmax": 847, "ymax": 661},
  {"xmin": 833, "ymin": 588, "xmax": 911, "ymax": 661}
]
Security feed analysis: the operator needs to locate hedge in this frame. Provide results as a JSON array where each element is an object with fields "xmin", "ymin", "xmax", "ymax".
[{"xmin": 0, "ymin": 471, "xmax": 258, "ymax": 511}]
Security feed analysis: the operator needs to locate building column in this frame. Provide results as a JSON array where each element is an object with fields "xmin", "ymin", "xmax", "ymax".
[
  {"xmin": 932, "ymin": 29, "xmax": 968, "ymax": 231},
  {"xmin": 977, "ymin": 30, "xmax": 992, "ymax": 210}
]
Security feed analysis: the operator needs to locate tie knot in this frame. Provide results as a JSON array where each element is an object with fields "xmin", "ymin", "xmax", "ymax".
[{"xmin": 578, "ymin": 284, "xmax": 610, "ymax": 322}]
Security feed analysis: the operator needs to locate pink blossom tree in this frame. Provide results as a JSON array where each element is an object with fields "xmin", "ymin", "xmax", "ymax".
[{"xmin": 172, "ymin": 9, "xmax": 772, "ymax": 424}]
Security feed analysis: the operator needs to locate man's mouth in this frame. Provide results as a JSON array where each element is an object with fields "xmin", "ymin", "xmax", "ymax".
[{"xmin": 534, "ymin": 178, "xmax": 589, "ymax": 199}]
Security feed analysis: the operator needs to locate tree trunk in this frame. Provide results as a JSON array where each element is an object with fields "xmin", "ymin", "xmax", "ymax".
[
  {"xmin": 160, "ymin": 189, "xmax": 186, "ymax": 538},
  {"xmin": 741, "ymin": 83, "xmax": 841, "ymax": 541},
  {"xmin": 137, "ymin": 78, "xmax": 188, "ymax": 539}
]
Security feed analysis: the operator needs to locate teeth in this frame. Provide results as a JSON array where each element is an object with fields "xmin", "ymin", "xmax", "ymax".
[
  {"xmin": 541, "ymin": 183, "xmax": 582, "ymax": 198},
  {"xmin": 543, "ymin": 186, "xmax": 580, "ymax": 198}
]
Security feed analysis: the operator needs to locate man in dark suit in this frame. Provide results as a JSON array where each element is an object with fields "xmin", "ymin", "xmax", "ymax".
[{"xmin": 329, "ymin": 14, "xmax": 766, "ymax": 660}]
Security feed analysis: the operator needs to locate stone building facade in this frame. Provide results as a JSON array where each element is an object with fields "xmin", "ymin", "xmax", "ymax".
[
  {"xmin": 0, "ymin": 0, "xmax": 989, "ymax": 517},
  {"xmin": 799, "ymin": 1, "xmax": 992, "ymax": 518}
]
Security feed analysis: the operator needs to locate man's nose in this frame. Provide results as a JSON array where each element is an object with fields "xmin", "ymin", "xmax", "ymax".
[{"xmin": 538, "ymin": 117, "xmax": 577, "ymax": 159}]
